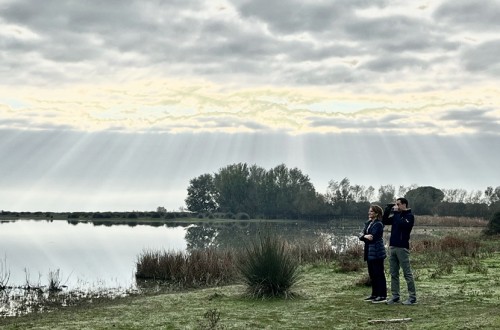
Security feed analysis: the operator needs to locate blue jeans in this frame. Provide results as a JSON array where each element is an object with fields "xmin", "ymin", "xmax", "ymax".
[{"xmin": 389, "ymin": 247, "xmax": 416, "ymax": 300}]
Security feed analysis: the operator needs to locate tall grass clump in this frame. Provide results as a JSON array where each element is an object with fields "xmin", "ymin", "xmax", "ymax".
[
  {"xmin": 135, "ymin": 248, "xmax": 237, "ymax": 288},
  {"xmin": 238, "ymin": 233, "xmax": 300, "ymax": 298},
  {"xmin": 48, "ymin": 269, "xmax": 63, "ymax": 292},
  {"xmin": 0, "ymin": 255, "xmax": 9, "ymax": 290}
]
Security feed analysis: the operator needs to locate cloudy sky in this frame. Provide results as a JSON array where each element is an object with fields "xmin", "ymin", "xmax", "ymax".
[{"xmin": 1, "ymin": 0, "xmax": 499, "ymax": 212}]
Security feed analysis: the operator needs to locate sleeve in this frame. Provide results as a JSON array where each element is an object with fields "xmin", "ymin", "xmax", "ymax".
[
  {"xmin": 382, "ymin": 204, "xmax": 394, "ymax": 225},
  {"xmin": 359, "ymin": 222, "xmax": 368, "ymax": 241}
]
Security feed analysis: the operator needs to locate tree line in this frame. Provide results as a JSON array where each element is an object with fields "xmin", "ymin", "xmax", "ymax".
[{"xmin": 185, "ymin": 163, "xmax": 500, "ymax": 220}]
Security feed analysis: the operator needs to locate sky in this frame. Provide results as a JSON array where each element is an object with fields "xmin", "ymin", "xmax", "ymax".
[{"xmin": 1, "ymin": 0, "xmax": 499, "ymax": 212}]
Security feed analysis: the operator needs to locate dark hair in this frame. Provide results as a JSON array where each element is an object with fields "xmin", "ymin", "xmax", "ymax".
[
  {"xmin": 397, "ymin": 197, "xmax": 409, "ymax": 207},
  {"xmin": 370, "ymin": 205, "xmax": 383, "ymax": 219}
]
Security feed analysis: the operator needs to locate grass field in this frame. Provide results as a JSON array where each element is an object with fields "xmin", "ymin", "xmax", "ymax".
[{"xmin": 1, "ymin": 234, "xmax": 499, "ymax": 329}]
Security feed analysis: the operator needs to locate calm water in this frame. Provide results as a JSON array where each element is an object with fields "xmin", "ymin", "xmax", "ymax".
[{"xmin": 0, "ymin": 219, "xmax": 362, "ymax": 290}]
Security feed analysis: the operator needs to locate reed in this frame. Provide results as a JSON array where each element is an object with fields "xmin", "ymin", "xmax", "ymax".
[
  {"xmin": 135, "ymin": 248, "xmax": 238, "ymax": 288},
  {"xmin": 416, "ymin": 216, "xmax": 488, "ymax": 227},
  {"xmin": 0, "ymin": 255, "xmax": 9, "ymax": 290},
  {"xmin": 48, "ymin": 269, "xmax": 63, "ymax": 292}
]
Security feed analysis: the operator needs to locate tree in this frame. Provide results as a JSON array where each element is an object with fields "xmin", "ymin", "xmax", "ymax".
[
  {"xmin": 156, "ymin": 206, "xmax": 167, "ymax": 215},
  {"xmin": 365, "ymin": 186, "xmax": 376, "ymax": 203},
  {"xmin": 327, "ymin": 178, "xmax": 354, "ymax": 216},
  {"xmin": 405, "ymin": 186, "xmax": 444, "ymax": 215},
  {"xmin": 485, "ymin": 186, "xmax": 500, "ymax": 205},
  {"xmin": 185, "ymin": 174, "xmax": 217, "ymax": 213},
  {"xmin": 213, "ymin": 163, "xmax": 251, "ymax": 214},
  {"xmin": 378, "ymin": 184, "xmax": 395, "ymax": 205}
]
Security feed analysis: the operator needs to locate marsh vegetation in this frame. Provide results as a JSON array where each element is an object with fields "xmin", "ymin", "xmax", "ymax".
[{"xmin": 1, "ymin": 214, "xmax": 499, "ymax": 328}]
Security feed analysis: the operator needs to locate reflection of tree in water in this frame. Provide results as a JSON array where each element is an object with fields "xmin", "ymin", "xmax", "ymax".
[
  {"xmin": 185, "ymin": 224, "xmax": 219, "ymax": 250},
  {"xmin": 184, "ymin": 220, "xmax": 364, "ymax": 252}
]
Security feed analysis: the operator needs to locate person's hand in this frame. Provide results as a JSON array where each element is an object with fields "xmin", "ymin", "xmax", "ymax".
[{"xmin": 364, "ymin": 234, "xmax": 373, "ymax": 241}]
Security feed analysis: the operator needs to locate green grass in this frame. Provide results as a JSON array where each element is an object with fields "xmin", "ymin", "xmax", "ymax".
[{"xmin": 2, "ymin": 248, "xmax": 499, "ymax": 329}]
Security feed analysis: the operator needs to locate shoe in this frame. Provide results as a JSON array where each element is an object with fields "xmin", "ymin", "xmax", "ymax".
[
  {"xmin": 363, "ymin": 295, "xmax": 376, "ymax": 301},
  {"xmin": 402, "ymin": 299, "xmax": 417, "ymax": 305},
  {"xmin": 386, "ymin": 297, "xmax": 400, "ymax": 304},
  {"xmin": 371, "ymin": 297, "xmax": 387, "ymax": 304}
]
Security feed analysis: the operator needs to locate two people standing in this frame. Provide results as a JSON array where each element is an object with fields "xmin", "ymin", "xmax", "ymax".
[{"xmin": 360, "ymin": 198, "xmax": 417, "ymax": 305}]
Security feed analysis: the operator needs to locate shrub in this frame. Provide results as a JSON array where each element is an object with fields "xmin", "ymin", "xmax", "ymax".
[
  {"xmin": 238, "ymin": 233, "xmax": 300, "ymax": 298},
  {"xmin": 485, "ymin": 212, "xmax": 500, "ymax": 235},
  {"xmin": 337, "ymin": 245, "xmax": 364, "ymax": 272}
]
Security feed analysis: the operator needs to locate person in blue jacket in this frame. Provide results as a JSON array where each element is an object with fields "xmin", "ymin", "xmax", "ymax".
[
  {"xmin": 359, "ymin": 204, "xmax": 387, "ymax": 303},
  {"xmin": 383, "ymin": 197, "xmax": 417, "ymax": 305}
]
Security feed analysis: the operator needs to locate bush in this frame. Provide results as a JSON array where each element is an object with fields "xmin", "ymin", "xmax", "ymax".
[
  {"xmin": 337, "ymin": 245, "xmax": 364, "ymax": 272},
  {"xmin": 238, "ymin": 233, "xmax": 300, "ymax": 298},
  {"xmin": 485, "ymin": 211, "xmax": 500, "ymax": 235}
]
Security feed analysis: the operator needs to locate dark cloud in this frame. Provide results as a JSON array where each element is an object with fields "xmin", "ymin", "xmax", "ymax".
[
  {"xmin": 362, "ymin": 55, "xmax": 429, "ymax": 72},
  {"xmin": 439, "ymin": 108, "xmax": 500, "ymax": 134},
  {"xmin": 235, "ymin": 0, "xmax": 388, "ymax": 34},
  {"xmin": 434, "ymin": 0, "xmax": 500, "ymax": 31},
  {"xmin": 461, "ymin": 40, "xmax": 500, "ymax": 75},
  {"xmin": 0, "ymin": 0, "xmax": 498, "ymax": 86}
]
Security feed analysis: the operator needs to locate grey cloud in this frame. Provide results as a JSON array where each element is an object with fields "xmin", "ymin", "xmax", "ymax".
[
  {"xmin": 461, "ymin": 40, "xmax": 500, "ymax": 75},
  {"xmin": 345, "ymin": 15, "xmax": 458, "ymax": 54},
  {"xmin": 291, "ymin": 65, "xmax": 363, "ymax": 85},
  {"xmin": 307, "ymin": 113, "xmax": 412, "ymax": 130},
  {"xmin": 434, "ymin": 0, "xmax": 500, "ymax": 31},
  {"xmin": 362, "ymin": 55, "xmax": 429, "ymax": 72},
  {"xmin": 235, "ymin": 0, "xmax": 387, "ymax": 34},
  {"xmin": 195, "ymin": 115, "xmax": 270, "ymax": 131},
  {"xmin": 439, "ymin": 108, "xmax": 500, "ymax": 134},
  {"xmin": 0, "ymin": 0, "xmax": 497, "ymax": 87}
]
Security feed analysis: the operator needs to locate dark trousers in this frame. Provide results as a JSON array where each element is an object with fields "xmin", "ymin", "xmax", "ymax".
[{"xmin": 367, "ymin": 259, "xmax": 387, "ymax": 298}]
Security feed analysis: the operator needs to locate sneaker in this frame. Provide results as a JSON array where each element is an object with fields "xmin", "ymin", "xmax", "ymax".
[
  {"xmin": 402, "ymin": 299, "xmax": 417, "ymax": 305},
  {"xmin": 363, "ymin": 295, "xmax": 376, "ymax": 301},
  {"xmin": 386, "ymin": 297, "xmax": 400, "ymax": 305},
  {"xmin": 371, "ymin": 297, "xmax": 387, "ymax": 304}
]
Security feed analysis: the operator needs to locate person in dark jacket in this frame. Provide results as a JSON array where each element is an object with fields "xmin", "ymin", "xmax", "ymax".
[
  {"xmin": 382, "ymin": 197, "xmax": 417, "ymax": 305},
  {"xmin": 359, "ymin": 204, "xmax": 387, "ymax": 303}
]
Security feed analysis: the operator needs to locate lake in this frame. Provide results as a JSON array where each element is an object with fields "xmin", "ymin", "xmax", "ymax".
[{"xmin": 0, "ymin": 219, "xmax": 363, "ymax": 291}]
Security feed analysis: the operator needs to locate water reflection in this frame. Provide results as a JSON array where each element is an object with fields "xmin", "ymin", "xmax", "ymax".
[
  {"xmin": 0, "ymin": 220, "xmax": 188, "ymax": 290},
  {"xmin": 0, "ymin": 219, "xmax": 363, "ymax": 291},
  {"xmin": 183, "ymin": 220, "xmax": 363, "ymax": 252},
  {"xmin": 0, "ymin": 218, "xmax": 367, "ymax": 316}
]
